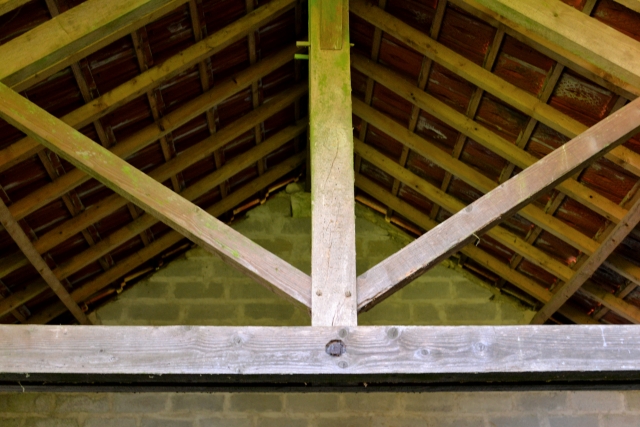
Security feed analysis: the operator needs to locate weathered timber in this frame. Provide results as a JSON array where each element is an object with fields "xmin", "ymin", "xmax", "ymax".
[
  {"xmin": 0, "ymin": 0, "xmax": 188, "ymax": 87},
  {"xmin": 0, "ymin": 83, "xmax": 312, "ymax": 309},
  {"xmin": 349, "ymin": 1, "xmax": 640, "ymax": 178},
  {"xmin": 51, "ymin": 122, "xmax": 307, "ymax": 282},
  {"xmin": 3, "ymin": 325, "xmax": 640, "ymax": 382},
  {"xmin": 450, "ymin": 0, "xmax": 640, "ymax": 99},
  {"xmin": 471, "ymin": 0, "xmax": 640, "ymax": 91},
  {"xmin": 0, "ymin": 2, "xmax": 297, "ymax": 173},
  {"xmin": 32, "ymin": 94, "xmax": 306, "ymax": 259},
  {"xmin": 531, "ymin": 196, "xmax": 640, "ymax": 324},
  {"xmin": 354, "ymin": 174, "xmax": 598, "ymax": 326},
  {"xmin": 7, "ymin": 53, "xmax": 304, "ymax": 223},
  {"xmin": 352, "ymin": 56, "xmax": 627, "ymax": 223},
  {"xmin": 613, "ymin": 0, "xmax": 640, "ymax": 13},
  {"xmin": 26, "ymin": 152, "xmax": 307, "ymax": 324},
  {"xmin": 355, "ymin": 96, "xmax": 640, "ymax": 312},
  {"xmin": 309, "ymin": 0, "xmax": 357, "ymax": 325},
  {"xmin": 0, "ymin": 0, "xmax": 29, "ymax": 16},
  {"xmin": 0, "ymin": 200, "xmax": 90, "ymax": 325},
  {"xmin": 0, "ymin": 280, "xmax": 48, "ymax": 320}
]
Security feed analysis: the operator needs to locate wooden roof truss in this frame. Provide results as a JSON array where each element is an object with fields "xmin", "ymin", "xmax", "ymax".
[{"xmin": 0, "ymin": 0, "xmax": 640, "ymax": 387}]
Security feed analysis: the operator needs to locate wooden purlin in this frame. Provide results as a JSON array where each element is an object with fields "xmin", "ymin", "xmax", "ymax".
[
  {"xmin": 0, "ymin": 81, "xmax": 312, "ymax": 310},
  {"xmin": 27, "ymin": 153, "xmax": 307, "ymax": 324},
  {"xmin": 430, "ymin": 25, "xmax": 504, "ymax": 221},
  {"xmin": 188, "ymin": 0, "xmax": 228, "ymax": 200},
  {"xmin": 0, "ymin": 0, "xmax": 298, "ymax": 175},
  {"xmin": 531, "ymin": 192, "xmax": 640, "ymax": 324},
  {"xmin": 0, "ymin": 199, "xmax": 91, "ymax": 325},
  {"xmin": 349, "ymin": 0, "xmax": 640, "ymax": 179},
  {"xmin": 0, "ymin": 0, "xmax": 191, "ymax": 90},
  {"xmin": 354, "ymin": 174, "xmax": 600, "ymax": 325},
  {"xmin": 472, "ymin": 0, "xmax": 640, "ymax": 91},
  {"xmin": 5, "ymin": 46, "xmax": 300, "ymax": 224},
  {"xmin": 355, "ymin": 93, "xmax": 640, "ymax": 312},
  {"xmin": 450, "ymin": 0, "xmax": 640, "ymax": 99},
  {"xmin": 353, "ymin": 98, "xmax": 640, "ymax": 319},
  {"xmin": 355, "ymin": 140, "xmax": 640, "ymax": 323},
  {"xmin": 388, "ymin": 0, "xmax": 446, "ymax": 221},
  {"xmin": 0, "ymin": 86, "xmax": 307, "ymax": 297}
]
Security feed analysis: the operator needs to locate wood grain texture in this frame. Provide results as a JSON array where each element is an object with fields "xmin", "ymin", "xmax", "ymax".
[
  {"xmin": 309, "ymin": 0, "xmax": 357, "ymax": 325},
  {"xmin": 0, "ymin": 0, "xmax": 187, "ymax": 86},
  {"xmin": 352, "ymin": 56, "xmax": 626, "ymax": 224},
  {"xmin": 349, "ymin": 0, "xmax": 640, "ymax": 178},
  {"xmin": 0, "ymin": 0, "xmax": 29, "ymax": 16},
  {"xmin": 613, "ymin": 0, "xmax": 640, "ymax": 13},
  {"xmin": 2, "ymin": 325, "xmax": 640, "ymax": 378},
  {"xmin": 356, "ymin": 96, "xmax": 640, "ymax": 312},
  {"xmin": 0, "ymin": 83, "xmax": 312, "ymax": 309},
  {"xmin": 26, "ymin": 153, "xmax": 307, "ymax": 324},
  {"xmin": 531, "ymin": 196, "xmax": 640, "ymax": 324},
  {"xmin": 0, "ymin": 0, "xmax": 297, "ymax": 173},
  {"xmin": 472, "ymin": 0, "xmax": 640, "ymax": 90},
  {"xmin": 354, "ymin": 173, "xmax": 598, "ymax": 326},
  {"xmin": 0, "ymin": 200, "xmax": 90, "ymax": 325},
  {"xmin": 6, "ymin": 49, "xmax": 302, "ymax": 223}
]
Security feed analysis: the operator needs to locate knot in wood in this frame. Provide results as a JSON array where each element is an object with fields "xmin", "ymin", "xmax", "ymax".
[{"xmin": 325, "ymin": 339, "xmax": 346, "ymax": 357}]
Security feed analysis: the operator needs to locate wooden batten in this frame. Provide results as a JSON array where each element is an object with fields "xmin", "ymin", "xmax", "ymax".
[
  {"xmin": 0, "ymin": 82, "xmax": 312, "ymax": 309},
  {"xmin": 356, "ymin": 96, "xmax": 640, "ymax": 312}
]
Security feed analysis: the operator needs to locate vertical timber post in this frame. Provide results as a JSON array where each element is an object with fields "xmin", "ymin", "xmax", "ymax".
[{"xmin": 309, "ymin": 0, "xmax": 357, "ymax": 326}]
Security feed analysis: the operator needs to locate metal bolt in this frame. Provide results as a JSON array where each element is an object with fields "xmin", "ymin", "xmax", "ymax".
[
  {"xmin": 387, "ymin": 327, "xmax": 399, "ymax": 339},
  {"xmin": 325, "ymin": 340, "xmax": 346, "ymax": 357},
  {"xmin": 338, "ymin": 328, "xmax": 348, "ymax": 338},
  {"xmin": 338, "ymin": 361, "xmax": 348, "ymax": 369},
  {"xmin": 316, "ymin": 290, "xmax": 322, "ymax": 296},
  {"xmin": 345, "ymin": 290, "xmax": 352, "ymax": 297}
]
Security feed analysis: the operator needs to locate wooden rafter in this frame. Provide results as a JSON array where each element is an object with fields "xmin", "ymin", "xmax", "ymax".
[
  {"xmin": 0, "ymin": 200, "xmax": 90, "ymax": 325},
  {"xmin": 450, "ymin": 0, "xmax": 640, "ymax": 99},
  {"xmin": 355, "ymin": 94, "xmax": 640, "ymax": 311},
  {"xmin": 472, "ymin": 0, "xmax": 640, "ymax": 92},
  {"xmin": 0, "ymin": 0, "xmax": 29, "ymax": 16},
  {"xmin": 531, "ymin": 196, "xmax": 640, "ymax": 324},
  {"xmin": 309, "ymin": 0, "xmax": 357, "ymax": 326},
  {"xmin": 26, "ymin": 152, "xmax": 306, "ymax": 324},
  {"xmin": 0, "ymin": 0, "xmax": 297, "ymax": 174},
  {"xmin": 5, "ymin": 46, "xmax": 300, "ymax": 225},
  {"xmin": 0, "ymin": 82, "xmax": 312, "ymax": 309},
  {"xmin": 0, "ymin": 0, "xmax": 190, "ymax": 90},
  {"xmin": 350, "ymin": 0, "xmax": 640, "ymax": 179},
  {"xmin": 354, "ymin": 174, "xmax": 601, "ymax": 325}
]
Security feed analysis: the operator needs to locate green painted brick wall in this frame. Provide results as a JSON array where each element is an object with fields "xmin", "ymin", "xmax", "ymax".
[{"xmin": 95, "ymin": 185, "xmax": 535, "ymax": 326}]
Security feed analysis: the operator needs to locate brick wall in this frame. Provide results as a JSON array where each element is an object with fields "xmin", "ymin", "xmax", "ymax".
[
  {"xmin": 1, "ymin": 391, "xmax": 639, "ymax": 426},
  {"xmin": 96, "ymin": 185, "xmax": 535, "ymax": 326},
  {"xmin": 2, "ymin": 187, "xmax": 633, "ymax": 426}
]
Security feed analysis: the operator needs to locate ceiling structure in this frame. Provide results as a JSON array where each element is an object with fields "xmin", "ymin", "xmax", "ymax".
[{"xmin": 0, "ymin": 0, "xmax": 639, "ymax": 328}]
